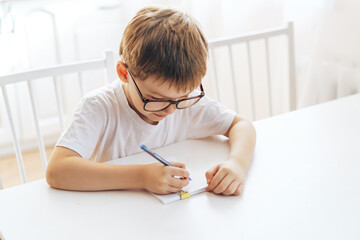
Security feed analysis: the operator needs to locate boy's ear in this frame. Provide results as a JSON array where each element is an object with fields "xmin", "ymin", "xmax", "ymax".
[{"xmin": 116, "ymin": 61, "xmax": 128, "ymax": 83}]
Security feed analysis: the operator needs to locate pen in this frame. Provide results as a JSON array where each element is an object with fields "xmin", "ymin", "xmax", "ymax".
[{"xmin": 140, "ymin": 144, "xmax": 192, "ymax": 181}]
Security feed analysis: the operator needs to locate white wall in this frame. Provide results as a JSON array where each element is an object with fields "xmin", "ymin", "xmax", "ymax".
[{"xmin": 1, "ymin": 0, "xmax": 359, "ymax": 156}]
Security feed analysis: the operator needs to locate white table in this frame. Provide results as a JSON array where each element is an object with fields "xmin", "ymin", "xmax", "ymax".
[{"xmin": 1, "ymin": 94, "xmax": 360, "ymax": 240}]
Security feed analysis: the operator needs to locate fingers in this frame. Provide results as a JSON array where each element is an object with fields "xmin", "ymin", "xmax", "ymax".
[
  {"xmin": 159, "ymin": 168, "xmax": 189, "ymax": 194},
  {"xmin": 213, "ymin": 175, "xmax": 234, "ymax": 194},
  {"xmin": 234, "ymin": 184, "xmax": 244, "ymax": 196},
  {"xmin": 165, "ymin": 185, "xmax": 185, "ymax": 194},
  {"xmin": 165, "ymin": 164, "xmax": 189, "ymax": 192},
  {"xmin": 167, "ymin": 165, "xmax": 189, "ymax": 179},
  {"xmin": 169, "ymin": 161, "xmax": 184, "ymax": 167},
  {"xmin": 205, "ymin": 165, "xmax": 219, "ymax": 184},
  {"xmin": 206, "ymin": 165, "xmax": 226, "ymax": 192},
  {"xmin": 209, "ymin": 175, "xmax": 244, "ymax": 195},
  {"xmin": 144, "ymin": 162, "xmax": 191, "ymax": 194},
  {"xmin": 151, "ymin": 176, "xmax": 188, "ymax": 195},
  {"xmin": 222, "ymin": 180, "xmax": 241, "ymax": 196},
  {"xmin": 169, "ymin": 161, "xmax": 186, "ymax": 169},
  {"xmin": 205, "ymin": 163, "xmax": 246, "ymax": 196},
  {"xmin": 154, "ymin": 185, "xmax": 183, "ymax": 195},
  {"xmin": 169, "ymin": 177, "xmax": 189, "ymax": 189}
]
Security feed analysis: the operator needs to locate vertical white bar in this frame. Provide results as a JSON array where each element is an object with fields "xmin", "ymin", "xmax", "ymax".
[
  {"xmin": 53, "ymin": 76, "xmax": 65, "ymax": 131},
  {"xmin": 50, "ymin": 11, "xmax": 61, "ymax": 65},
  {"xmin": 265, "ymin": 37, "xmax": 273, "ymax": 116},
  {"xmin": 73, "ymin": 30, "xmax": 85, "ymax": 97},
  {"xmin": 1, "ymin": 85, "xmax": 27, "ymax": 183},
  {"xmin": 105, "ymin": 51, "xmax": 116, "ymax": 83},
  {"xmin": 27, "ymin": 80, "xmax": 48, "ymax": 172},
  {"xmin": 287, "ymin": 22, "xmax": 296, "ymax": 111},
  {"xmin": 209, "ymin": 47, "xmax": 220, "ymax": 101},
  {"xmin": 50, "ymin": 9, "xmax": 66, "ymax": 130},
  {"xmin": 227, "ymin": 45, "xmax": 239, "ymax": 113},
  {"xmin": 13, "ymin": 84, "xmax": 24, "ymax": 142},
  {"xmin": 246, "ymin": 41, "xmax": 255, "ymax": 120},
  {"xmin": 78, "ymin": 73, "xmax": 85, "ymax": 97}
]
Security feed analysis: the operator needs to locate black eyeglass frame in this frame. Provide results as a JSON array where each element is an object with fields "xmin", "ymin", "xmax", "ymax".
[{"xmin": 127, "ymin": 69, "xmax": 205, "ymax": 112}]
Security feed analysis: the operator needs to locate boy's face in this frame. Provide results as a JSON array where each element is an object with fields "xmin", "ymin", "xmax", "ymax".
[{"xmin": 119, "ymin": 65, "xmax": 196, "ymax": 125}]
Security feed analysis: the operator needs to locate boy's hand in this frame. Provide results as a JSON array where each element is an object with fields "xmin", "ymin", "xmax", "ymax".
[
  {"xmin": 205, "ymin": 160, "xmax": 246, "ymax": 196},
  {"xmin": 142, "ymin": 162, "xmax": 190, "ymax": 195}
]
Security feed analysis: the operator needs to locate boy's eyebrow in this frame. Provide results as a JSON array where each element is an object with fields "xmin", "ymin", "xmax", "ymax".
[{"xmin": 148, "ymin": 90, "xmax": 192, "ymax": 99}]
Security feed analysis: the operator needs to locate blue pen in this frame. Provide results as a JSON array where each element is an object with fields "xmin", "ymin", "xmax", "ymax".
[{"xmin": 140, "ymin": 144, "xmax": 192, "ymax": 181}]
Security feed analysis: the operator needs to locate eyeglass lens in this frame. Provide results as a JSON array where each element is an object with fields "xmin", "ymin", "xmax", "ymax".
[{"xmin": 144, "ymin": 97, "xmax": 201, "ymax": 111}]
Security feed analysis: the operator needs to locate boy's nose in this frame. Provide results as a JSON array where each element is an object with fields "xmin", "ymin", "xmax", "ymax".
[{"xmin": 163, "ymin": 104, "xmax": 176, "ymax": 114}]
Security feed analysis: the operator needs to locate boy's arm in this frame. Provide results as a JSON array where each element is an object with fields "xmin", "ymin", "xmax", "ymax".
[
  {"xmin": 46, "ymin": 146, "xmax": 189, "ymax": 194},
  {"xmin": 205, "ymin": 115, "xmax": 256, "ymax": 195}
]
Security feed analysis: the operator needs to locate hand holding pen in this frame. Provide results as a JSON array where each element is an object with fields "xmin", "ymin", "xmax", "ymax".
[
  {"xmin": 141, "ymin": 145, "xmax": 189, "ymax": 194},
  {"xmin": 140, "ymin": 145, "xmax": 192, "ymax": 181},
  {"xmin": 140, "ymin": 145, "xmax": 191, "ymax": 194}
]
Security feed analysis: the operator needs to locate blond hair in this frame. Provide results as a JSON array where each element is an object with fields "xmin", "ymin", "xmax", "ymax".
[{"xmin": 120, "ymin": 6, "xmax": 208, "ymax": 91}]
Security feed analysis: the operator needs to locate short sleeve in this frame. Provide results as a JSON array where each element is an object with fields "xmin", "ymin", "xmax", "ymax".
[
  {"xmin": 56, "ymin": 96, "xmax": 106, "ymax": 159},
  {"xmin": 186, "ymin": 95, "xmax": 236, "ymax": 138}
]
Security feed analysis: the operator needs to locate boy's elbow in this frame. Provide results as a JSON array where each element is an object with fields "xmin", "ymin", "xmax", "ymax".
[
  {"xmin": 46, "ymin": 146, "xmax": 81, "ymax": 189},
  {"xmin": 46, "ymin": 160, "xmax": 62, "ymax": 189}
]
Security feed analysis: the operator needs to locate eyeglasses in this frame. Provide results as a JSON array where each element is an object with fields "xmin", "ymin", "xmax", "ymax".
[{"xmin": 127, "ymin": 69, "xmax": 205, "ymax": 112}]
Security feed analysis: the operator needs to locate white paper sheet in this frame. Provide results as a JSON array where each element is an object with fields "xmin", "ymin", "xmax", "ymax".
[
  {"xmin": 107, "ymin": 155, "xmax": 209, "ymax": 204},
  {"xmin": 151, "ymin": 170, "xmax": 207, "ymax": 204}
]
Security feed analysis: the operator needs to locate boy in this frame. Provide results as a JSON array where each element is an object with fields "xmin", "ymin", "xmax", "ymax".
[{"xmin": 46, "ymin": 6, "xmax": 256, "ymax": 196}]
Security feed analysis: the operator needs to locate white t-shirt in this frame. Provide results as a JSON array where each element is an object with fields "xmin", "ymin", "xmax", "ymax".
[{"xmin": 56, "ymin": 81, "xmax": 236, "ymax": 162}]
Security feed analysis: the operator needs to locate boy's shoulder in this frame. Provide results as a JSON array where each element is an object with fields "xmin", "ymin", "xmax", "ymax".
[
  {"xmin": 84, "ymin": 81, "xmax": 121, "ymax": 100},
  {"xmin": 76, "ymin": 81, "xmax": 124, "ymax": 113}
]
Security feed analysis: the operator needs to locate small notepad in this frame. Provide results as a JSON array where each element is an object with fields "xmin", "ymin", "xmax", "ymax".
[
  {"xmin": 151, "ymin": 172, "xmax": 207, "ymax": 204},
  {"xmin": 107, "ymin": 155, "xmax": 208, "ymax": 204}
]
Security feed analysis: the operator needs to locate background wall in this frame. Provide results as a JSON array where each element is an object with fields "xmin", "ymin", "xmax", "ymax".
[{"xmin": 1, "ymin": 0, "xmax": 360, "ymax": 157}]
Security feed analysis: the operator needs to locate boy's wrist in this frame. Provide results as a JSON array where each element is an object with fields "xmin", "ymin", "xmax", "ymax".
[
  {"xmin": 227, "ymin": 156, "xmax": 250, "ymax": 174},
  {"xmin": 138, "ymin": 164, "xmax": 150, "ymax": 191},
  {"xmin": 112, "ymin": 164, "xmax": 148, "ymax": 190}
]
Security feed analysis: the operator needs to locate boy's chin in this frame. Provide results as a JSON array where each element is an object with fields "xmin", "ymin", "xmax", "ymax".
[
  {"xmin": 139, "ymin": 112, "xmax": 167, "ymax": 124},
  {"xmin": 146, "ymin": 113, "xmax": 168, "ymax": 123},
  {"xmin": 153, "ymin": 113, "xmax": 167, "ymax": 119}
]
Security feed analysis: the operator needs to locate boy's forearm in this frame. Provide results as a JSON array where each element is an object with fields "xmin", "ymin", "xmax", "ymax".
[
  {"xmin": 46, "ymin": 157, "xmax": 145, "ymax": 191},
  {"xmin": 226, "ymin": 117, "xmax": 256, "ymax": 172}
]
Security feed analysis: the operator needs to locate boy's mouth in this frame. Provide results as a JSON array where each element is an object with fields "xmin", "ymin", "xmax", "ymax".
[{"xmin": 153, "ymin": 113, "xmax": 167, "ymax": 118}]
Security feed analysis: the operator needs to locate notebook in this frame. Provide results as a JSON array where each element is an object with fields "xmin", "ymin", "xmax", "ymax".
[
  {"xmin": 107, "ymin": 155, "xmax": 209, "ymax": 204},
  {"xmin": 151, "ymin": 170, "xmax": 208, "ymax": 204}
]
